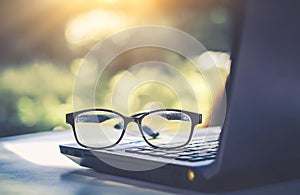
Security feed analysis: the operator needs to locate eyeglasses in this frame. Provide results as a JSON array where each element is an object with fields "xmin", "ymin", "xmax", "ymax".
[{"xmin": 66, "ymin": 108, "xmax": 202, "ymax": 149}]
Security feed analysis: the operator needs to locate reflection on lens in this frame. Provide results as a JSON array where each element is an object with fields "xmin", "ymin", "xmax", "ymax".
[
  {"xmin": 141, "ymin": 111, "xmax": 192, "ymax": 148},
  {"xmin": 74, "ymin": 111, "xmax": 124, "ymax": 148}
]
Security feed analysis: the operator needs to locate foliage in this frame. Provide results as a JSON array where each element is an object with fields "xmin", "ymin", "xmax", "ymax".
[{"xmin": 0, "ymin": 63, "xmax": 74, "ymax": 137}]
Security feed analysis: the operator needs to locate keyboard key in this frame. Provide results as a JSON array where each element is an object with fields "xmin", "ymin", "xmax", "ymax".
[
  {"xmin": 188, "ymin": 157, "xmax": 206, "ymax": 162},
  {"xmin": 148, "ymin": 152, "xmax": 167, "ymax": 157},
  {"xmin": 125, "ymin": 148, "xmax": 142, "ymax": 153},
  {"xmin": 207, "ymin": 148, "xmax": 218, "ymax": 152},
  {"xmin": 136, "ymin": 150, "xmax": 153, "ymax": 154},
  {"xmin": 163, "ymin": 154, "xmax": 179, "ymax": 159},
  {"xmin": 177, "ymin": 151, "xmax": 195, "ymax": 156},
  {"xmin": 187, "ymin": 147, "xmax": 202, "ymax": 151},
  {"xmin": 192, "ymin": 153, "xmax": 211, "ymax": 158},
  {"xmin": 176, "ymin": 156, "xmax": 192, "ymax": 161},
  {"xmin": 203, "ymin": 155, "xmax": 216, "ymax": 160}
]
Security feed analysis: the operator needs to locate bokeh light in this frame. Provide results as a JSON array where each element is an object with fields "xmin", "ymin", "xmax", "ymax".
[{"xmin": 65, "ymin": 10, "xmax": 129, "ymax": 47}]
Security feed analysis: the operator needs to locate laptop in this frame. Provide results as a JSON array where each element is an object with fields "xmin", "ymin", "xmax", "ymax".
[{"xmin": 60, "ymin": 0, "xmax": 300, "ymax": 192}]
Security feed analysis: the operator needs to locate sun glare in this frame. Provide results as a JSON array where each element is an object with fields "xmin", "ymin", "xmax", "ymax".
[{"xmin": 65, "ymin": 9, "xmax": 128, "ymax": 47}]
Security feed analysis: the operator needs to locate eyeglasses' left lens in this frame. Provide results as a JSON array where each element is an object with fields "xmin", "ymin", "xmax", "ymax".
[{"xmin": 74, "ymin": 110, "xmax": 124, "ymax": 148}]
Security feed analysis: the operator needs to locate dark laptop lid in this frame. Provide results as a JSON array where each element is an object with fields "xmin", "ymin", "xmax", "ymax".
[{"xmin": 206, "ymin": 0, "xmax": 300, "ymax": 182}]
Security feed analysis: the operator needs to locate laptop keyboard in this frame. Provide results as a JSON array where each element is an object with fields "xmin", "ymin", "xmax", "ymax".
[{"xmin": 125, "ymin": 138, "xmax": 219, "ymax": 162}]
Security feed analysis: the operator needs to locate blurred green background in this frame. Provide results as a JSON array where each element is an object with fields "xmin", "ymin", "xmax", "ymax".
[{"xmin": 0, "ymin": 0, "xmax": 232, "ymax": 137}]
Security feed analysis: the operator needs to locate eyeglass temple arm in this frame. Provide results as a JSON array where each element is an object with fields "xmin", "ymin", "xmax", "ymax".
[
  {"xmin": 141, "ymin": 125, "xmax": 159, "ymax": 139},
  {"xmin": 74, "ymin": 114, "xmax": 114, "ymax": 123},
  {"xmin": 132, "ymin": 111, "xmax": 192, "ymax": 122}
]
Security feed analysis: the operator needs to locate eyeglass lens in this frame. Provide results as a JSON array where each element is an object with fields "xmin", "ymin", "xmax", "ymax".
[
  {"xmin": 75, "ymin": 110, "xmax": 125, "ymax": 148},
  {"xmin": 141, "ymin": 111, "xmax": 192, "ymax": 148}
]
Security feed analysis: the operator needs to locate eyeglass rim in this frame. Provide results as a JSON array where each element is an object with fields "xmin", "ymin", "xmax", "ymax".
[{"xmin": 66, "ymin": 108, "xmax": 202, "ymax": 150}]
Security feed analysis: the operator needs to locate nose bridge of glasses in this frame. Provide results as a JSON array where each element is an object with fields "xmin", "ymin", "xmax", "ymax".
[
  {"xmin": 124, "ymin": 116, "xmax": 159, "ymax": 139},
  {"xmin": 123, "ymin": 116, "xmax": 141, "ymax": 124}
]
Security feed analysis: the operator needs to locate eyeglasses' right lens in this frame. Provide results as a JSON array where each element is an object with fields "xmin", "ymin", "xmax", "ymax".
[
  {"xmin": 141, "ymin": 111, "xmax": 192, "ymax": 148},
  {"xmin": 74, "ymin": 110, "xmax": 124, "ymax": 148}
]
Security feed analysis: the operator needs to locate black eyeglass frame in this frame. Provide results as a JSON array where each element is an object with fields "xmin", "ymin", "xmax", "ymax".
[{"xmin": 66, "ymin": 108, "xmax": 202, "ymax": 150}]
